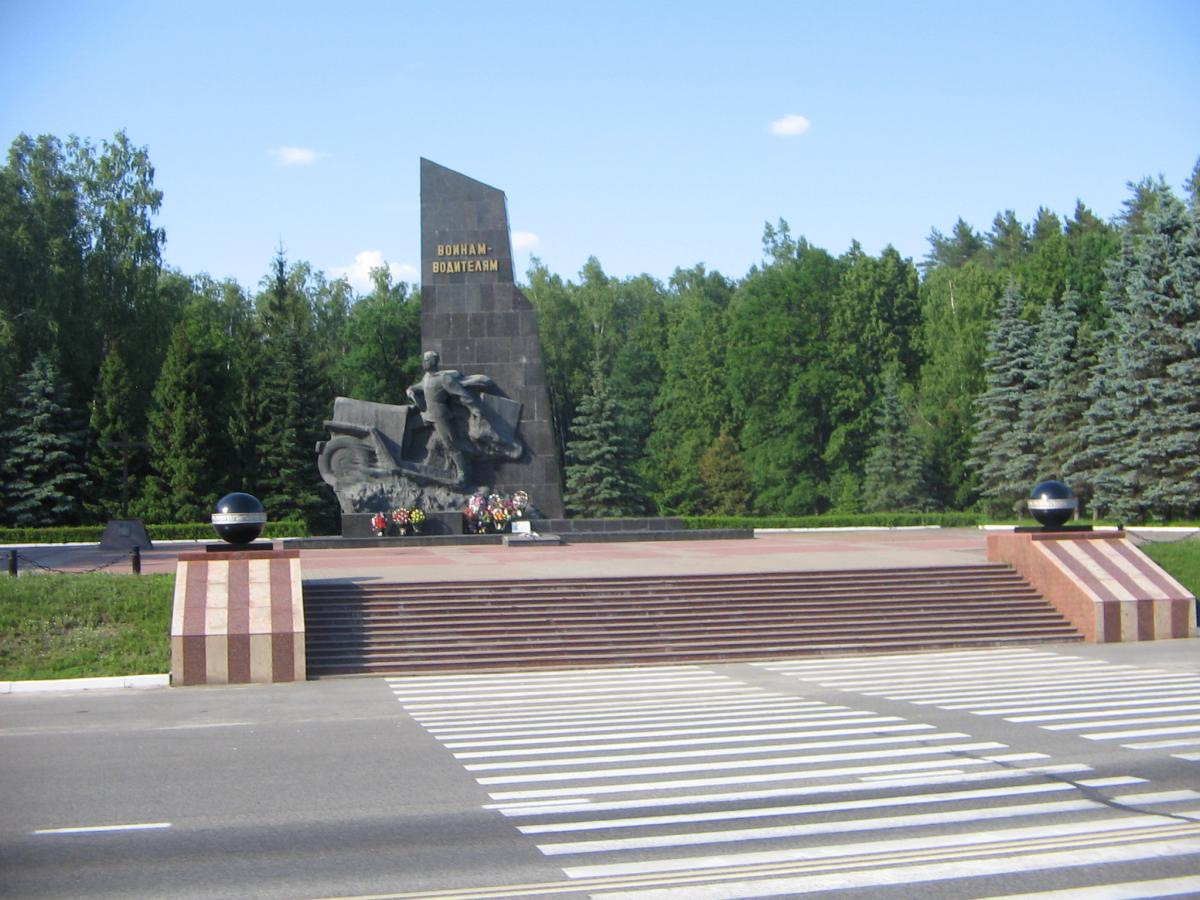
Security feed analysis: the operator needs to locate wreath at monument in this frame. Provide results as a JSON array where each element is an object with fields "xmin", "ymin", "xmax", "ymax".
[
  {"xmin": 371, "ymin": 507, "xmax": 428, "ymax": 536},
  {"xmin": 464, "ymin": 491, "xmax": 531, "ymax": 534}
]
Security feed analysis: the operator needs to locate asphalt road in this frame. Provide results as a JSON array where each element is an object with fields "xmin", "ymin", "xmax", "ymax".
[{"xmin": 3, "ymin": 640, "xmax": 1200, "ymax": 899}]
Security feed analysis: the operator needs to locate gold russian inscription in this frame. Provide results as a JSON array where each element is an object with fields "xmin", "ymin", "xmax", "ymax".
[
  {"xmin": 430, "ymin": 240, "xmax": 499, "ymax": 276},
  {"xmin": 430, "ymin": 259, "xmax": 502, "ymax": 274}
]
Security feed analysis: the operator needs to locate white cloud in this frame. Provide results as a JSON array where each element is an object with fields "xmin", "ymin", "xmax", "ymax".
[
  {"xmin": 332, "ymin": 250, "xmax": 417, "ymax": 292},
  {"xmin": 511, "ymin": 231, "xmax": 541, "ymax": 251},
  {"xmin": 768, "ymin": 114, "xmax": 812, "ymax": 137},
  {"xmin": 269, "ymin": 146, "xmax": 330, "ymax": 166}
]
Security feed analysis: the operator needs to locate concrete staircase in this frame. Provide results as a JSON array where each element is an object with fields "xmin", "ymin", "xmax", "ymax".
[{"xmin": 302, "ymin": 564, "xmax": 1081, "ymax": 677}]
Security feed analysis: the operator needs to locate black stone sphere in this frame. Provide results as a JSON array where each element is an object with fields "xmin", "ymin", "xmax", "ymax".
[
  {"xmin": 1028, "ymin": 480, "xmax": 1077, "ymax": 529},
  {"xmin": 211, "ymin": 492, "xmax": 267, "ymax": 544}
]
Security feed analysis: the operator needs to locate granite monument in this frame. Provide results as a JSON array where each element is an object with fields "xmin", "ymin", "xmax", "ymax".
[{"xmin": 317, "ymin": 159, "xmax": 565, "ymax": 525}]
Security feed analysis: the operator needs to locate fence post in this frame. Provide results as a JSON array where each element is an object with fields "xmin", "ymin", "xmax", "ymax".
[
  {"xmin": 7, "ymin": 550, "xmax": 15, "ymax": 576},
  {"xmin": 130, "ymin": 546, "xmax": 141, "ymax": 575}
]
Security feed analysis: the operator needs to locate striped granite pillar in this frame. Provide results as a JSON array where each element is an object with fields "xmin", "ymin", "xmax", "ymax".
[
  {"xmin": 988, "ymin": 531, "xmax": 1196, "ymax": 642},
  {"xmin": 171, "ymin": 549, "xmax": 305, "ymax": 685}
]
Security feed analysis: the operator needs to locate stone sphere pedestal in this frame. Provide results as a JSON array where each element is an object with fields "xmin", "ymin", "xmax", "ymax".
[
  {"xmin": 1027, "ymin": 480, "xmax": 1077, "ymax": 529},
  {"xmin": 212, "ymin": 492, "xmax": 267, "ymax": 545}
]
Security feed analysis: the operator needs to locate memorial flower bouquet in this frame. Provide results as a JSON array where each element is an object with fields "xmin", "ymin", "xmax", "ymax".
[
  {"xmin": 490, "ymin": 500, "xmax": 510, "ymax": 532},
  {"xmin": 390, "ymin": 507, "xmax": 410, "ymax": 535},
  {"xmin": 371, "ymin": 511, "xmax": 387, "ymax": 537},
  {"xmin": 463, "ymin": 491, "xmax": 534, "ymax": 533},
  {"xmin": 464, "ymin": 493, "xmax": 489, "ymax": 534},
  {"xmin": 408, "ymin": 507, "xmax": 427, "ymax": 534}
]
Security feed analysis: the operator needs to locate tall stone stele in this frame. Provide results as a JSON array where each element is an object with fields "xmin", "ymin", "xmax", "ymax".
[{"xmin": 317, "ymin": 160, "xmax": 565, "ymax": 526}]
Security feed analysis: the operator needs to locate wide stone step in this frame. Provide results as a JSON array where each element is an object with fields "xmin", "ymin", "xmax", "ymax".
[
  {"xmin": 307, "ymin": 629, "xmax": 1081, "ymax": 665},
  {"xmin": 306, "ymin": 612, "xmax": 1078, "ymax": 645},
  {"xmin": 303, "ymin": 581, "xmax": 1042, "ymax": 609},
  {"xmin": 301, "ymin": 565, "xmax": 1023, "ymax": 597},
  {"xmin": 302, "ymin": 565, "xmax": 1082, "ymax": 676},
  {"xmin": 311, "ymin": 612, "xmax": 1076, "ymax": 640},
  {"xmin": 305, "ymin": 623, "xmax": 1081, "ymax": 660},
  {"xmin": 303, "ymin": 597, "xmax": 1048, "ymax": 627},
  {"xmin": 307, "ymin": 602, "xmax": 1065, "ymax": 631},
  {"xmin": 307, "ymin": 633, "xmax": 1079, "ymax": 676},
  {"xmin": 307, "ymin": 588, "xmax": 1041, "ymax": 619}
]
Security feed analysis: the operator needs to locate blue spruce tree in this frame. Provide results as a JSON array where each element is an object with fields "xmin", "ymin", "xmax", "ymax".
[
  {"xmin": 970, "ymin": 283, "xmax": 1040, "ymax": 513},
  {"xmin": 564, "ymin": 370, "xmax": 643, "ymax": 517},
  {"xmin": 0, "ymin": 354, "xmax": 89, "ymax": 526}
]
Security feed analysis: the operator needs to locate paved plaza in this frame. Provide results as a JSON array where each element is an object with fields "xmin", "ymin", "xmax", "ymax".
[{"xmin": 9, "ymin": 528, "xmax": 994, "ymax": 583}]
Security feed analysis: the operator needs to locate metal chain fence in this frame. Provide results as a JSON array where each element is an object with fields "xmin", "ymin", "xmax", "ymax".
[
  {"xmin": 1128, "ymin": 529, "xmax": 1200, "ymax": 546},
  {"xmin": 6, "ymin": 548, "xmax": 142, "ymax": 576}
]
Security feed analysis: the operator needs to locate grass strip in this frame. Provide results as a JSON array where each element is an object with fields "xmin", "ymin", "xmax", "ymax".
[
  {"xmin": 1141, "ymin": 537, "xmax": 1200, "ymax": 598},
  {"xmin": 0, "ymin": 573, "xmax": 174, "ymax": 680}
]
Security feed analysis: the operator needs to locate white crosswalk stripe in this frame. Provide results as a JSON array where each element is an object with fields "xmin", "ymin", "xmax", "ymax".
[
  {"xmin": 758, "ymin": 647, "xmax": 1200, "ymax": 762},
  {"xmin": 386, "ymin": 663, "xmax": 1200, "ymax": 897}
]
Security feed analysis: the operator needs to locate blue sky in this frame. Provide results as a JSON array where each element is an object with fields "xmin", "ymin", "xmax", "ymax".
[{"xmin": 2, "ymin": 1, "xmax": 1198, "ymax": 293}]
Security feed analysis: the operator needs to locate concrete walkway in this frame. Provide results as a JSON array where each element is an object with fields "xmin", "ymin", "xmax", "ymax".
[{"xmin": 298, "ymin": 527, "xmax": 994, "ymax": 583}]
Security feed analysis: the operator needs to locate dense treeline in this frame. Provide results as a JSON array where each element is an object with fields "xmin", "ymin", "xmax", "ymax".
[
  {"xmin": 1, "ymin": 130, "xmax": 1197, "ymax": 529},
  {"xmin": 0, "ymin": 132, "xmax": 419, "ymax": 532},
  {"xmin": 532, "ymin": 174, "xmax": 1199, "ymax": 522}
]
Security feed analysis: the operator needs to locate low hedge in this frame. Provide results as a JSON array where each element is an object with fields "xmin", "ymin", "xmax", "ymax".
[
  {"xmin": 0, "ymin": 520, "xmax": 310, "ymax": 545},
  {"xmin": 685, "ymin": 512, "xmax": 990, "ymax": 530}
]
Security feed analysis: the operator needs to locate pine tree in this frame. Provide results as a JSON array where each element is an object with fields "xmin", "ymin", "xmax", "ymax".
[
  {"xmin": 924, "ymin": 218, "xmax": 986, "ymax": 271},
  {"xmin": 137, "ymin": 323, "xmax": 217, "ymax": 522},
  {"xmin": 86, "ymin": 346, "xmax": 144, "ymax": 520},
  {"xmin": 970, "ymin": 283, "xmax": 1040, "ymax": 513},
  {"xmin": 241, "ymin": 250, "xmax": 332, "ymax": 529},
  {"xmin": 253, "ymin": 328, "xmax": 327, "ymax": 526},
  {"xmin": 564, "ymin": 372, "xmax": 643, "ymax": 517},
  {"xmin": 1187, "ymin": 157, "xmax": 1200, "ymax": 208},
  {"xmin": 985, "ymin": 210, "xmax": 1030, "ymax": 268},
  {"xmin": 1069, "ymin": 234, "xmax": 1143, "ymax": 519},
  {"xmin": 697, "ymin": 428, "xmax": 753, "ymax": 515},
  {"xmin": 228, "ymin": 324, "xmax": 266, "ymax": 491},
  {"xmin": 725, "ymin": 234, "xmax": 842, "ymax": 514},
  {"xmin": 643, "ymin": 265, "xmax": 733, "ymax": 514},
  {"xmin": 1029, "ymin": 289, "xmax": 1087, "ymax": 484},
  {"xmin": 862, "ymin": 368, "xmax": 927, "ymax": 512},
  {"xmin": 1072, "ymin": 187, "xmax": 1200, "ymax": 521},
  {"xmin": 1122, "ymin": 190, "xmax": 1200, "ymax": 519},
  {"xmin": 0, "ymin": 354, "xmax": 89, "ymax": 526}
]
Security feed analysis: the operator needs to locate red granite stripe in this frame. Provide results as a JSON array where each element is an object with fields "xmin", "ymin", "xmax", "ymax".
[
  {"xmin": 1136, "ymin": 597, "xmax": 1155, "ymax": 640},
  {"xmin": 270, "ymin": 557, "xmax": 294, "ymax": 633},
  {"xmin": 1102, "ymin": 599, "xmax": 1123, "ymax": 642},
  {"xmin": 182, "ymin": 634, "xmax": 207, "ymax": 684},
  {"xmin": 1171, "ymin": 597, "xmax": 1192, "ymax": 638},
  {"xmin": 1074, "ymin": 540, "xmax": 1144, "ymax": 601},
  {"xmin": 1040, "ymin": 541, "xmax": 1109, "ymax": 600},
  {"xmin": 1112, "ymin": 540, "xmax": 1194, "ymax": 599},
  {"xmin": 227, "ymin": 633, "xmax": 251, "ymax": 682},
  {"xmin": 183, "ymin": 562, "xmax": 208, "ymax": 636},
  {"xmin": 271, "ymin": 633, "xmax": 294, "ymax": 682},
  {"xmin": 227, "ymin": 560, "xmax": 250, "ymax": 636}
]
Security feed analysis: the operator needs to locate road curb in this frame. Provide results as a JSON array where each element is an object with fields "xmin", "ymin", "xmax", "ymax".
[{"xmin": 0, "ymin": 674, "xmax": 169, "ymax": 695}]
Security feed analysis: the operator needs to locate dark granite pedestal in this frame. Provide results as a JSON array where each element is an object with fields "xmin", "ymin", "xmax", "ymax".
[{"xmin": 341, "ymin": 511, "xmax": 463, "ymax": 537}]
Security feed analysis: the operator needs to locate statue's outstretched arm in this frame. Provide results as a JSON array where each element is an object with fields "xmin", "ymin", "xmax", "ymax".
[{"xmin": 406, "ymin": 384, "xmax": 426, "ymax": 411}]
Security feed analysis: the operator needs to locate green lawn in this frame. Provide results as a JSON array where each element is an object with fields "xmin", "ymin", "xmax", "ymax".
[
  {"xmin": 0, "ymin": 573, "xmax": 174, "ymax": 680},
  {"xmin": 1141, "ymin": 538, "xmax": 1200, "ymax": 598}
]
